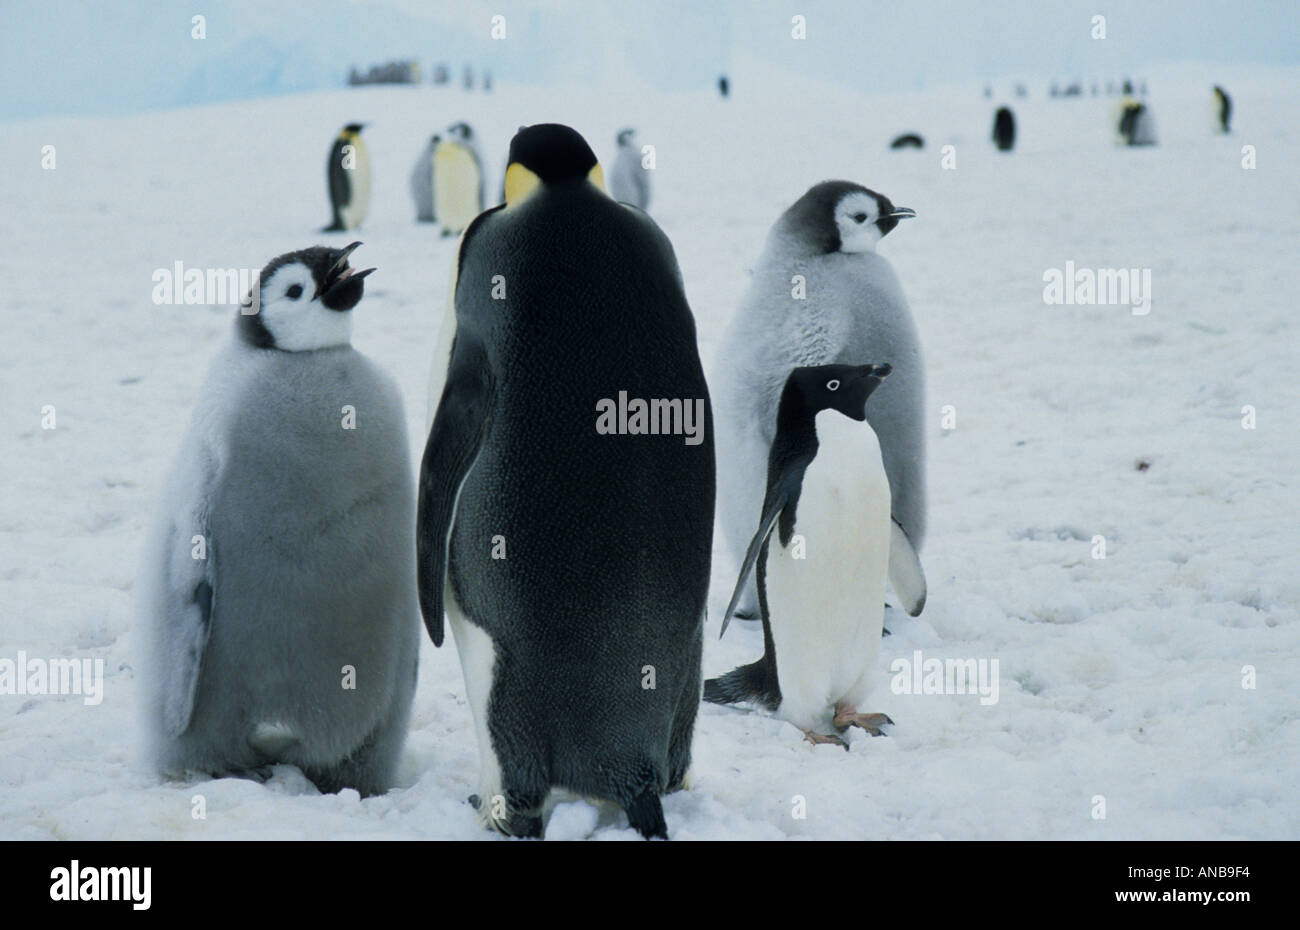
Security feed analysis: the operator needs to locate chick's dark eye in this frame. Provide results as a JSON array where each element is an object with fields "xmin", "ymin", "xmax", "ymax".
[
  {"xmin": 286, "ymin": 284, "xmax": 303, "ymax": 300},
  {"xmin": 853, "ymin": 213, "xmax": 869, "ymax": 224}
]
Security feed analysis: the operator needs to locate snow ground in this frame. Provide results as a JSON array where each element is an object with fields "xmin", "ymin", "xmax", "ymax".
[{"xmin": 1, "ymin": 67, "xmax": 1298, "ymax": 840}]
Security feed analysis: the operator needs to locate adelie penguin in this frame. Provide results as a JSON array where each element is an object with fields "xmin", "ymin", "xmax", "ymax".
[
  {"xmin": 992, "ymin": 106, "xmax": 1016, "ymax": 151},
  {"xmin": 140, "ymin": 243, "xmax": 420, "ymax": 797},
  {"xmin": 714, "ymin": 181, "xmax": 927, "ymax": 625},
  {"xmin": 419, "ymin": 123, "xmax": 714, "ymax": 839},
  {"xmin": 706, "ymin": 364, "xmax": 913, "ymax": 748},
  {"xmin": 325, "ymin": 123, "xmax": 371, "ymax": 231},
  {"xmin": 433, "ymin": 122, "xmax": 485, "ymax": 236}
]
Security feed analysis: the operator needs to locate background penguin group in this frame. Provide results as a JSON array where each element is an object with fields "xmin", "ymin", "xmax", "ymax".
[{"xmin": 147, "ymin": 119, "xmax": 928, "ymax": 838}]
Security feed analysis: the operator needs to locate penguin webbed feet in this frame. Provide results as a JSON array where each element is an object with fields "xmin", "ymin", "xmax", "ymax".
[
  {"xmin": 802, "ymin": 729, "xmax": 850, "ymax": 751},
  {"xmin": 832, "ymin": 708, "xmax": 894, "ymax": 738}
]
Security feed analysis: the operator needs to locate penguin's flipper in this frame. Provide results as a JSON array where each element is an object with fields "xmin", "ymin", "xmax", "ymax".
[
  {"xmin": 158, "ymin": 522, "xmax": 216, "ymax": 739},
  {"xmin": 417, "ymin": 333, "xmax": 493, "ymax": 646},
  {"xmin": 887, "ymin": 518, "xmax": 927, "ymax": 617},
  {"xmin": 720, "ymin": 482, "xmax": 792, "ymax": 637}
]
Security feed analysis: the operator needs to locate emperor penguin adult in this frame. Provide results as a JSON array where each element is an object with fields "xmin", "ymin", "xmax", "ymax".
[
  {"xmin": 410, "ymin": 134, "xmax": 440, "ymax": 223},
  {"xmin": 609, "ymin": 128, "xmax": 651, "ymax": 211},
  {"xmin": 433, "ymin": 121, "xmax": 485, "ymax": 237},
  {"xmin": 1116, "ymin": 97, "xmax": 1157, "ymax": 146},
  {"xmin": 714, "ymin": 180, "xmax": 926, "ymax": 624},
  {"xmin": 419, "ymin": 123, "xmax": 714, "ymax": 839},
  {"xmin": 992, "ymin": 106, "xmax": 1016, "ymax": 151},
  {"xmin": 1213, "ymin": 85, "xmax": 1232, "ymax": 134},
  {"xmin": 705, "ymin": 363, "xmax": 911, "ymax": 747},
  {"xmin": 140, "ymin": 242, "xmax": 420, "ymax": 797},
  {"xmin": 325, "ymin": 123, "xmax": 371, "ymax": 231}
]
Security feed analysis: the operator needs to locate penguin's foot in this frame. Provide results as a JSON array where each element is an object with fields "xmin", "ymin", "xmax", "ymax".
[
  {"xmin": 832, "ymin": 709, "xmax": 894, "ymax": 737},
  {"xmin": 802, "ymin": 729, "xmax": 850, "ymax": 750}
]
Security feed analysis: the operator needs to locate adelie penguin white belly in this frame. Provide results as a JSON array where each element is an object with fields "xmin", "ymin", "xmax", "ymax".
[{"xmin": 706, "ymin": 363, "xmax": 914, "ymax": 748}]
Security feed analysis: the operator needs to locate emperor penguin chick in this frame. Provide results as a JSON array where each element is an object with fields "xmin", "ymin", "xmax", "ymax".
[
  {"xmin": 609, "ymin": 127, "xmax": 651, "ymax": 211},
  {"xmin": 140, "ymin": 242, "xmax": 419, "ymax": 797},
  {"xmin": 714, "ymin": 180, "xmax": 926, "ymax": 623}
]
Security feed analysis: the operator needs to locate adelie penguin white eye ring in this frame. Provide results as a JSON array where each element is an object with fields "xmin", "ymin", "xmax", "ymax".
[{"xmin": 827, "ymin": 379, "xmax": 840, "ymax": 391}]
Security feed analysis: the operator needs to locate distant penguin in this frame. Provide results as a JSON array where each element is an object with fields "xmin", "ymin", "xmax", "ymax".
[
  {"xmin": 714, "ymin": 181, "xmax": 926, "ymax": 625},
  {"xmin": 418, "ymin": 124, "xmax": 714, "ymax": 839},
  {"xmin": 410, "ymin": 134, "xmax": 440, "ymax": 223},
  {"xmin": 705, "ymin": 363, "xmax": 914, "ymax": 747},
  {"xmin": 992, "ymin": 106, "xmax": 1016, "ymax": 150},
  {"xmin": 325, "ymin": 123, "xmax": 371, "ymax": 231},
  {"xmin": 889, "ymin": 133, "xmax": 925, "ymax": 150},
  {"xmin": 1213, "ymin": 85, "xmax": 1232, "ymax": 133},
  {"xmin": 609, "ymin": 128, "xmax": 651, "ymax": 211},
  {"xmin": 718, "ymin": 74, "xmax": 730, "ymax": 97},
  {"xmin": 433, "ymin": 122, "xmax": 485, "ymax": 236},
  {"xmin": 140, "ymin": 242, "xmax": 419, "ymax": 797},
  {"xmin": 1118, "ymin": 99, "xmax": 1157, "ymax": 146}
]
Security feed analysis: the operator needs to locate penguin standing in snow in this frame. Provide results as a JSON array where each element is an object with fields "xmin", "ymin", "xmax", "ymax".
[
  {"xmin": 1117, "ymin": 99, "xmax": 1157, "ymax": 146},
  {"xmin": 418, "ymin": 124, "xmax": 714, "ymax": 839},
  {"xmin": 706, "ymin": 363, "xmax": 913, "ymax": 747},
  {"xmin": 140, "ymin": 243, "xmax": 419, "ymax": 797},
  {"xmin": 325, "ymin": 123, "xmax": 371, "ymax": 231},
  {"xmin": 410, "ymin": 134, "xmax": 440, "ymax": 223},
  {"xmin": 433, "ymin": 122, "xmax": 485, "ymax": 236},
  {"xmin": 714, "ymin": 181, "xmax": 926, "ymax": 625},
  {"xmin": 1213, "ymin": 85, "xmax": 1232, "ymax": 133},
  {"xmin": 992, "ymin": 107, "xmax": 1016, "ymax": 151},
  {"xmin": 609, "ymin": 128, "xmax": 651, "ymax": 211}
]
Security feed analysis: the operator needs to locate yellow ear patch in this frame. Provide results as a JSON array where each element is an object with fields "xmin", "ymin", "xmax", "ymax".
[
  {"xmin": 588, "ymin": 163, "xmax": 607, "ymax": 193},
  {"xmin": 504, "ymin": 163, "xmax": 541, "ymax": 206}
]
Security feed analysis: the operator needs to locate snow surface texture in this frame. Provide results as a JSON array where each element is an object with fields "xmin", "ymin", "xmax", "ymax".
[{"xmin": 1, "ymin": 68, "xmax": 1297, "ymax": 840}]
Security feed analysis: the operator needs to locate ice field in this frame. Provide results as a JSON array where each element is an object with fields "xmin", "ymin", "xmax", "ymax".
[{"xmin": 1, "ymin": 62, "xmax": 1297, "ymax": 839}]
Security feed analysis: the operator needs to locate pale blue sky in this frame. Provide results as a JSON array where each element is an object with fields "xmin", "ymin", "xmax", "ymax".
[{"xmin": 1, "ymin": 0, "xmax": 1295, "ymax": 119}]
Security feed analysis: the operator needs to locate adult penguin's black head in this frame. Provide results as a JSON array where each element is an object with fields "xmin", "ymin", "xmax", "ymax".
[
  {"xmin": 503, "ymin": 123, "xmax": 605, "ymax": 206},
  {"xmin": 783, "ymin": 363, "xmax": 893, "ymax": 424}
]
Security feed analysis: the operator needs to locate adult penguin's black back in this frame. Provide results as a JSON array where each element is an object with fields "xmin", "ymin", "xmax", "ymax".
[
  {"xmin": 418, "ymin": 123, "xmax": 714, "ymax": 839},
  {"xmin": 325, "ymin": 133, "xmax": 350, "ymax": 231},
  {"xmin": 992, "ymin": 107, "xmax": 1016, "ymax": 151}
]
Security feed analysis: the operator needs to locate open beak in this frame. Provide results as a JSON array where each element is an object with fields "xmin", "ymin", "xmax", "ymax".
[
  {"xmin": 319, "ymin": 241, "xmax": 375, "ymax": 299},
  {"xmin": 319, "ymin": 241, "xmax": 376, "ymax": 311}
]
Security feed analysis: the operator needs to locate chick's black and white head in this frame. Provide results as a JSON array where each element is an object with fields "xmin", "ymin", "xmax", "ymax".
[
  {"xmin": 448, "ymin": 122, "xmax": 473, "ymax": 141},
  {"xmin": 785, "ymin": 363, "xmax": 893, "ymax": 422},
  {"xmin": 616, "ymin": 127, "xmax": 637, "ymax": 148},
  {"xmin": 240, "ymin": 241, "xmax": 375, "ymax": 351},
  {"xmin": 780, "ymin": 180, "xmax": 916, "ymax": 254}
]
